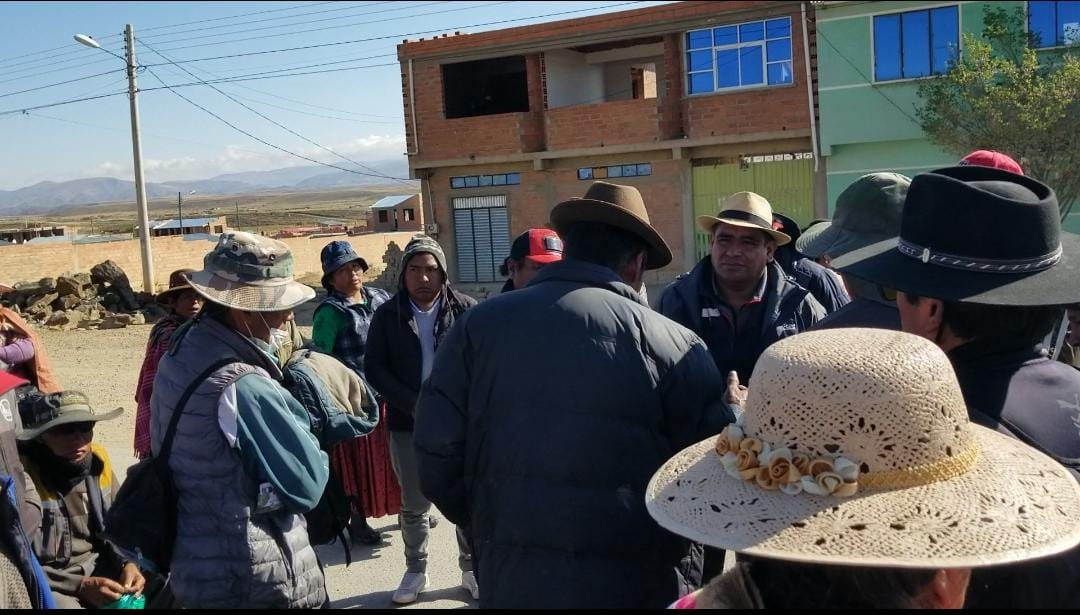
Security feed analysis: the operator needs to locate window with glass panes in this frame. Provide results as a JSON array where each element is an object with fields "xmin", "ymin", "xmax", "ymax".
[
  {"xmin": 1029, "ymin": 1, "xmax": 1080, "ymax": 48},
  {"xmin": 685, "ymin": 17, "xmax": 793, "ymax": 94},
  {"xmin": 873, "ymin": 6, "xmax": 959, "ymax": 81}
]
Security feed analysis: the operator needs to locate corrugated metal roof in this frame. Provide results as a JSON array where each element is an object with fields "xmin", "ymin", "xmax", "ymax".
[
  {"xmin": 151, "ymin": 217, "xmax": 222, "ymax": 230},
  {"xmin": 370, "ymin": 195, "xmax": 416, "ymax": 210}
]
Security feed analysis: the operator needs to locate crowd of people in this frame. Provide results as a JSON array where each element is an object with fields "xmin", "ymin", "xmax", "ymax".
[{"xmin": 0, "ymin": 148, "xmax": 1077, "ymax": 609}]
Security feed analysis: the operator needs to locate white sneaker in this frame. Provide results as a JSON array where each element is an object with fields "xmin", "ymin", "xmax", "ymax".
[
  {"xmin": 461, "ymin": 570, "xmax": 480, "ymax": 601},
  {"xmin": 392, "ymin": 572, "xmax": 428, "ymax": 605}
]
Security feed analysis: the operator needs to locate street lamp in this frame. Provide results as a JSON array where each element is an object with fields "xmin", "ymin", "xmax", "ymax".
[{"xmin": 74, "ymin": 26, "xmax": 155, "ymax": 293}]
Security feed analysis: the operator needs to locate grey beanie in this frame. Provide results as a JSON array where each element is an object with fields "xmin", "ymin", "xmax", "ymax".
[{"xmin": 401, "ymin": 234, "xmax": 448, "ymax": 280}]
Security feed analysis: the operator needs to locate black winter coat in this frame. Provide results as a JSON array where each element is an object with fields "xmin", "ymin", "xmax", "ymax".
[
  {"xmin": 365, "ymin": 287, "xmax": 476, "ymax": 432},
  {"xmin": 413, "ymin": 259, "xmax": 735, "ymax": 609},
  {"xmin": 952, "ymin": 340, "xmax": 1080, "ymax": 609}
]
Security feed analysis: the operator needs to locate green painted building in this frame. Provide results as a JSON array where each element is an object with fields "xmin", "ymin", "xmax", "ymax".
[{"xmin": 815, "ymin": 0, "xmax": 1080, "ymax": 232}]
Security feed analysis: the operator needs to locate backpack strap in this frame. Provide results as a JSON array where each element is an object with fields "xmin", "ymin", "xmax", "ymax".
[{"xmin": 157, "ymin": 358, "xmax": 240, "ymax": 464}]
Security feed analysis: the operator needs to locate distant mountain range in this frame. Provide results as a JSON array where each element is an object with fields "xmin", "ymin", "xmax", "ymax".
[{"xmin": 0, "ymin": 159, "xmax": 413, "ymax": 214}]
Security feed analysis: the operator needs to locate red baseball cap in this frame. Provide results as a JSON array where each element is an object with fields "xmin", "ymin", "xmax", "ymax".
[
  {"xmin": 958, "ymin": 150, "xmax": 1024, "ymax": 175},
  {"xmin": 509, "ymin": 228, "xmax": 563, "ymax": 264}
]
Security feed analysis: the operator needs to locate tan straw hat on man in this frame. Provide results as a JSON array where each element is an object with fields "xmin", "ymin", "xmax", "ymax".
[
  {"xmin": 697, "ymin": 191, "xmax": 791, "ymax": 246},
  {"xmin": 185, "ymin": 231, "xmax": 316, "ymax": 312},
  {"xmin": 647, "ymin": 328, "xmax": 1080, "ymax": 569},
  {"xmin": 550, "ymin": 181, "xmax": 672, "ymax": 269}
]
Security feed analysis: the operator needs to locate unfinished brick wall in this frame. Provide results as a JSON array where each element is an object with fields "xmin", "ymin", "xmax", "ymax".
[
  {"xmin": 545, "ymin": 98, "xmax": 662, "ymax": 150},
  {"xmin": 399, "ymin": 2, "xmax": 810, "ymax": 159},
  {"xmin": 425, "ymin": 157, "xmax": 686, "ymax": 284},
  {"xmin": 0, "ymin": 232, "xmax": 417, "ymax": 293}
]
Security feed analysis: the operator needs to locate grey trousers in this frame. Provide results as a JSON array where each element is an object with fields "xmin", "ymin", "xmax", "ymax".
[{"xmin": 389, "ymin": 430, "xmax": 473, "ymax": 574}]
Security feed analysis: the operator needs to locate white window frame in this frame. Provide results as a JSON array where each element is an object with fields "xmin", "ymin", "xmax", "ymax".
[{"xmin": 684, "ymin": 16, "xmax": 795, "ymax": 96}]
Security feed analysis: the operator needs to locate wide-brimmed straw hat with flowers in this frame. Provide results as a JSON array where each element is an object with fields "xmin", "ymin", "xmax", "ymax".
[
  {"xmin": 646, "ymin": 328, "xmax": 1080, "ymax": 569},
  {"xmin": 185, "ymin": 231, "xmax": 315, "ymax": 312}
]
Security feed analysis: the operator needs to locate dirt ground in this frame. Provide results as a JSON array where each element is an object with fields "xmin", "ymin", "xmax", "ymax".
[{"xmin": 38, "ymin": 322, "xmax": 475, "ymax": 609}]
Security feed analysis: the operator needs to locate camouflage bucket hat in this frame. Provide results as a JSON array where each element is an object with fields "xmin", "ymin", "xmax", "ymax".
[
  {"xmin": 185, "ymin": 231, "xmax": 316, "ymax": 312},
  {"xmin": 18, "ymin": 391, "xmax": 122, "ymax": 441}
]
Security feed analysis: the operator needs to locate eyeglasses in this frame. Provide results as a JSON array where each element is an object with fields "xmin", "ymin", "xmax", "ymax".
[{"xmin": 48, "ymin": 422, "xmax": 94, "ymax": 436}]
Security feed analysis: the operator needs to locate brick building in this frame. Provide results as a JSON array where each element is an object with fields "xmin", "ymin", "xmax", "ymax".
[
  {"xmin": 369, "ymin": 194, "xmax": 424, "ymax": 233},
  {"xmin": 397, "ymin": 0, "xmax": 823, "ymax": 286}
]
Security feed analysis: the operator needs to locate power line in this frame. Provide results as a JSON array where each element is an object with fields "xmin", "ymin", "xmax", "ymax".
[
  {"xmin": 0, "ymin": 44, "xmax": 125, "ymax": 75},
  {"xmin": 0, "ymin": 53, "xmax": 125, "ymax": 87},
  {"xmin": 142, "ymin": 39, "xmax": 411, "ymax": 183},
  {"xmin": 0, "ymin": 91, "xmax": 129, "ymax": 117},
  {"xmin": 211, "ymin": 91, "xmax": 401, "ymax": 124},
  {"xmin": 140, "ymin": 63, "xmax": 411, "ymax": 183},
  {"xmin": 0, "ymin": 36, "xmax": 123, "ymax": 69},
  {"xmin": 143, "ymin": 47, "xmax": 397, "ymax": 78},
  {"xmin": 152, "ymin": 0, "xmax": 517, "ymax": 54},
  {"xmin": 140, "ymin": 1, "xmax": 437, "ymax": 47},
  {"xmin": 139, "ymin": 1, "xmax": 339, "ymax": 34},
  {"xmin": 0, "ymin": 69, "xmax": 124, "ymax": 100},
  {"xmin": 814, "ymin": 25, "xmax": 922, "ymax": 126},
  {"xmin": 148, "ymin": 1, "xmax": 647, "ymax": 56},
  {"xmin": 139, "ymin": 61, "xmax": 401, "ymax": 89}
]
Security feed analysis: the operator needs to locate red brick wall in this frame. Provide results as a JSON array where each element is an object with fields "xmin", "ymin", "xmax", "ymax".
[
  {"xmin": 402, "ymin": 2, "xmax": 810, "ymax": 160},
  {"xmin": 545, "ymin": 98, "xmax": 661, "ymax": 150},
  {"xmin": 424, "ymin": 157, "xmax": 685, "ymax": 284}
]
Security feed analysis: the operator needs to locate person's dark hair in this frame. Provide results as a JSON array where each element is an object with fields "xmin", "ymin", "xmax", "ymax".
[
  {"xmin": 560, "ymin": 221, "xmax": 647, "ymax": 272},
  {"xmin": 197, "ymin": 299, "xmax": 230, "ymax": 322},
  {"xmin": 498, "ymin": 257, "xmax": 520, "ymax": 278},
  {"xmin": 901, "ymin": 293, "xmax": 1061, "ymax": 342},
  {"xmin": 735, "ymin": 557, "xmax": 936, "ymax": 609}
]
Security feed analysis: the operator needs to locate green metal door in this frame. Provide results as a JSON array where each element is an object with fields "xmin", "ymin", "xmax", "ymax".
[{"xmin": 692, "ymin": 158, "xmax": 815, "ymax": 259}]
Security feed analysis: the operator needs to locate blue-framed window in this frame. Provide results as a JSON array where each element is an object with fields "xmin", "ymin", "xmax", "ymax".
[
  {"xmin": 577, "ymin": 163, "xmax": 652, "ymax": 180},
  {"xmin": 450, "ymin": 172, "xmax": 520, "ymax": 189},
  {"xmin": 1029, "ymin": 1, "xmax": 1080, "ymax": 48},
  {"xmin": 873, "ymin": 6, "xmax": 959, "ymax": 81},
  {"xmin": 685, "ymin": 17, "xmax": 793, "ymax": 94}
]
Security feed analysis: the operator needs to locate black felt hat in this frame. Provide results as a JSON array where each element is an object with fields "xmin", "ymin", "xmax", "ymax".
[{"xmin": 833, "ymin": 166, "xmax": 1080, "ymax": 306}]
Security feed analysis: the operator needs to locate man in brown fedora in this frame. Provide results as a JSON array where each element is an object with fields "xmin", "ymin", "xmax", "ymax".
[
  {"xmin": 413, "ymin": 181, "xmax": 735, "ymax": 608},
  {"xmin": 659, "ymin": 192, "xmax": 825, "ymax": 384}
]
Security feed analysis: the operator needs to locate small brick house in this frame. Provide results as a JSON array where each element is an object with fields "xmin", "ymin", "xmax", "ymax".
[
  {"xmin": 370, "ymin": 194, "xmax": 424, "ymax": 233},
  {"xmin": 398, "ymin": 0, "xmax": 823, "ymax": 286}
]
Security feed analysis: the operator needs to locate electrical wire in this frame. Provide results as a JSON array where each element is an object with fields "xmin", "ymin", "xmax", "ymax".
[
  {"xmin": 151, "ymin": 1, "xmax": 517, "ymax": 53},
  {"xmin": 142, "ymin": 39, "xmax": 410, "ymax": 183},
  {"xmin": 140, "ymin": 1, "xmax": 443, "ymax": 47},
  {"xmin": 0, "ymin": 69, "xmax": 124, "ymax": 100},
  {"xmin": 140, "ymin": 64, "xmax": 411, "ymax": 182}
]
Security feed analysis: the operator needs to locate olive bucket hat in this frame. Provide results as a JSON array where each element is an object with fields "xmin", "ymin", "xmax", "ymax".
[
  {"xmin": 185, "ymin": 231, "xmax": 316, "ymax": 312},
  {"xmin": 18, "ymin": 391, "xmax": 122, "ymax": 441}
]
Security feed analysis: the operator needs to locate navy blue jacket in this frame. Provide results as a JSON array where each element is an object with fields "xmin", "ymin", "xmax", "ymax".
[
  {"xmin": 774, "ymin": 247, "xmax": 849, "ymax": 314},
  {"xmin": 414, "ymin": 259, "xmax": 735, "ymax": 608},
  {"xmin": 658, "ymin": 258, "xmax": 825, "ymax": 382}
]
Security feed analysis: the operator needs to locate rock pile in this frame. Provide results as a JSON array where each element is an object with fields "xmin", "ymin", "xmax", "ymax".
[{"xmin": 2, "ymin": 260, "xmax": 167, "ymax": 330}]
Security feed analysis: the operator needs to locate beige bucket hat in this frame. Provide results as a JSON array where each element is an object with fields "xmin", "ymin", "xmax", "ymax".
[
  {"xmin": 697, "ymin": 192, "xmax": 791, "ymax": 246},
  {"xmin": 646, "ymin": 328, "xmax": 1080, "ymax": 569},
  {"xmin": 186, "ymin": 231, "xmax": 315, "ymax": 312}
]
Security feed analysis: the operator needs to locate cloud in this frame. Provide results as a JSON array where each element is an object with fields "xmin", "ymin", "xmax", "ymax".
[{"xmin": 79, "ymin": 134, "xmax": 407, "ymax": 182}]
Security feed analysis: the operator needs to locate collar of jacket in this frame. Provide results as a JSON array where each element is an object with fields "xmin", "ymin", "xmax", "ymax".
[
  {"xmin": 686, "ymin": 258, "xmax": 797, "ymax": 333},
  {"xmin": 528, "ymin": 259, "xmax": 647, "ymax": 306},
  {"xmin": 324, "ymin": 285, "xmax": 389, "ymax": 314},
  {"xmin": 843, "ymin": 275, "xmax": 894, "ymax": 308},
  {"xmin": 173, "ymin": 314, "xmax": 283, "ymax": 380},
  {"xmin": 948, "ymin": 337, "xmax": 1047, "ymax": 371}
]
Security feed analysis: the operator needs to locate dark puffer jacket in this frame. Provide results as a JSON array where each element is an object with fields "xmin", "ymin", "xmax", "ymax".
[
  {"xmin": 365, "ymin": 286, "xmax": 476, "ymax": 433},
  {"xmin": 414, "ymin": 259, "xmax": 735, "ymax": 608}
]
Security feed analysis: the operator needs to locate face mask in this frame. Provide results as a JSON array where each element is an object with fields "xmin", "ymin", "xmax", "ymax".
[
  {"xmin": 242, "ymin": 312, "xmax": 288, "ymax": 356},
  {"xmin": 269, "ymin": 327, "xmax": 290, "ymax": 356}
]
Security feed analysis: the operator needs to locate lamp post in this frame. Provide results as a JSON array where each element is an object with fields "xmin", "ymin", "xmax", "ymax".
[{"xmin": 74, "ymin": 26, "xmax": 154, "ymax": 292}]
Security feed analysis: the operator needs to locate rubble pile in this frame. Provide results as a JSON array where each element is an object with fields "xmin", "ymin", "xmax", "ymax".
[{"xmin": 3, "ymin": 260, "xmax": 166, "ymax": 331}]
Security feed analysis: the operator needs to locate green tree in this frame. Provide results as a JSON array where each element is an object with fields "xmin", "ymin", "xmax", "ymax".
[{"xmin": 916, "ymin": 6, "xmax": 1080, "ymax": 220}]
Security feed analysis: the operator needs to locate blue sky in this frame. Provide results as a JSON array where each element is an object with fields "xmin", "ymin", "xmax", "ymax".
[{"xmin": 0, "ymin": 1, "xmax": 670, "ymax": 189}]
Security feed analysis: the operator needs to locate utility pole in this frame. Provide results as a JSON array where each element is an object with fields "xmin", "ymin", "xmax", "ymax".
[
  {"xmin": 177, "ymin": 191, "xmax": 184, "ymax": 238},
  {"xmin": 125, "ymin": 24, "xmax": 154, "ymax": 292}
]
